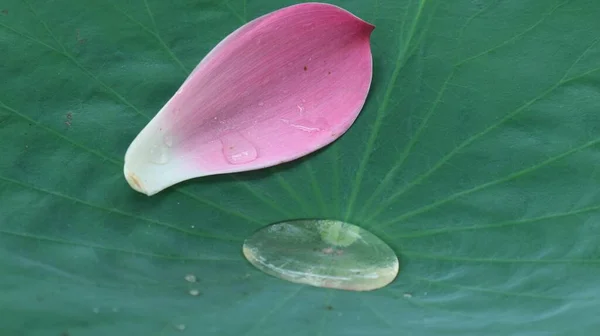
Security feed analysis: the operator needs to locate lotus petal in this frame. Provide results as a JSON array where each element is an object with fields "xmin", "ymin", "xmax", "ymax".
[{"xmin": 123, "ymin": 2, "xmax": 375, "ymax": 196}]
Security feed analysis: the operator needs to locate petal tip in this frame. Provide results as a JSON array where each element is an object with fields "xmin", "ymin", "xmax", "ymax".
[
  {"xmin": 124, "ymin": 168, "xmax": 148, "ymax": 195},
  {"xmin": 364, "ymin": 21, "xmax": 376, "ymax": 34},
  {"xmin": 306, "ymin": 2, "xmax": 375, "ymax": 34}
]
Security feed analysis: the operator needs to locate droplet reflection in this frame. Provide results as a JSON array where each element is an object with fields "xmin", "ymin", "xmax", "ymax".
[{"xmin": 242, "ymin": 219, "xmax": 399, "ymax": 291}]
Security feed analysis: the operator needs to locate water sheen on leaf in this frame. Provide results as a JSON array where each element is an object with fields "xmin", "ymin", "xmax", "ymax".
[{"xmin": 1, "ymin": 0, "xmax": 600, "ymax": 335}]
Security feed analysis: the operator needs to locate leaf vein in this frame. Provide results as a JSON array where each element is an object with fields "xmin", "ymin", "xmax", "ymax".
[
  {"xmin": 0, "ymin": 101, "xmax": 261, "ymax": 224},
  {"xmin": 407, "ymin": 275, "xmax": 591, "ymax": 301},
  {"xmin": 0, "ymin": 230, "xmax": 240, "ymax": 262},
  {"xmin": 0, "ymin": 174, "xmax": 242, "ymax": 242},
  {"xmin": 345, "ymin": 0, "xmax": 428, "ymax": 219},
  {"xmin": 393, "ymin": 203, "xmax": 600, "ymax": 239},
  {"xmin": 404, "ymin": 251, "xmax": 600, "ymax": 264},
  {"xmin": 370, "ymin": 35, "xmax": 600, "ymax": 224}
]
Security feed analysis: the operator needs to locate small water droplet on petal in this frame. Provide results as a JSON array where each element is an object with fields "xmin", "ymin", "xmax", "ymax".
[
  {"xmin": 283, "ymin": 117, "xmax": 330, "ymax": 133},
  {"xmin": 149, "ymin": 144, "xmax": 170, "ymax": 164},
  {"xmin": 163, "ymin": 134, "xmax": 173, "ymax": 147},
  {"xmin": 242, "ymin": 219, "xmax": 399, "ymax": 291},
  {"xmin": 221, "ymin": 133, "xmax": 258, "ymax": 164}
]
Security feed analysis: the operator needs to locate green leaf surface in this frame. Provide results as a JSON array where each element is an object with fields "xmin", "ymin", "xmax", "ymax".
[{"xmin": 2, "ymin": 0, "xmax": 599, "ymax": 335}]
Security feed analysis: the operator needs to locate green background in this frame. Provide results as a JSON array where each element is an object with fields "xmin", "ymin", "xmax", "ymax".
[{"xmin": 2, "ymin": 0, "xmax": 600, "ymax": 335}]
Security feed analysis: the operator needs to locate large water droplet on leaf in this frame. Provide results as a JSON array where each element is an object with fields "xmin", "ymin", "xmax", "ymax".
[{"xmin": 242, "ymin": 219, "xmax": 399, "ymax": 291}]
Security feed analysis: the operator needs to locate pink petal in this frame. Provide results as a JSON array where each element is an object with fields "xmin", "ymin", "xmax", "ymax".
[{"xmin": 124, "ymin": 2, "xmax": 374, "ymax": 195}]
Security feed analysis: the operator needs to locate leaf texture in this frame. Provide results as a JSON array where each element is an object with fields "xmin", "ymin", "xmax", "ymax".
[{"xmin": 1, "ymin": 0, "xmax": 600, "ymax": 335}]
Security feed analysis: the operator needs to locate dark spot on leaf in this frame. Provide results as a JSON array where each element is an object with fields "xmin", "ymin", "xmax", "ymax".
[
  {"xmin": 471, "ymin": 0, "xmax": 485, "ymax": 10},
  {"xmin": 328, "ymin": 71, "xmax": 331, "ymax": 75},
  {"xmin": 304, "ymin": 66, "xmax": 307, "ymax": 71},
  {"xmin": 1, "ymin": 9, "xmax": 8, "ymax": 15},
  {"xmin": 60, "ymin": 331, "xmax": 69, "ymax": 336},
  {"xmin": 65, "ymin": 112, "xmax": 72, "ymax": 128},
  {"xmin": 75, "ymin": 29, "xmax": 87, "ymax": 44},
  {"xmin": 325, "ymin": 305, "xmax": 334, "ymax": 311}
]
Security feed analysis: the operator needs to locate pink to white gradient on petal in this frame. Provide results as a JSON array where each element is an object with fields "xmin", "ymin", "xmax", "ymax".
[{"xmin": 124, "ymin": 2, "xmax": 375, "ymax": 196}]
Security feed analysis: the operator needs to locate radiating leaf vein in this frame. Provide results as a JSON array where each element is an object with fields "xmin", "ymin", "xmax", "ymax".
[
  {"xmin": 392, "ymin": 203, "xmax": 600, "ymax": 239},
  {"xmin": 0, "ymin": 174, "xmax": 242, "ymax": 242},
  {"xmin": 0, "ymin": 229, "xmax": 240, "ymax": 261}
]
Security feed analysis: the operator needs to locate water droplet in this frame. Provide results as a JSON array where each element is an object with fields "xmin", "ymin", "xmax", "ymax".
[
  {"xmin": 403, "ymin": 293, "xmax": 412, "ymax": 298},
  {"xmin": 163, "ymin": 134, "xmax": 173, "ymax": 147},
  {"xmin": 149, "ymin": 144, "xmax": 169, "ymax": 165},
  {"xmin": 242, "ymin": 219, "xmax": 399, "ymax": 291},
  {"xmin": 92, "ymin": 307, "xmax": 99, "ymax": 314},
  {"xmin": 221, "ymin": 133, "xmax": 258, "ymax": 165},
  {"xmin": 175, "ymin": 324, "xmax": 186, "ymax": 331},
  {"xmin": 184, "ymin": 274, "xmax": 196, "ymax": 283},
  {"xmin": 189, "ymin": 289, "xmax": 200, "ymax": 296},
  {"xmin": 282, "ymin": 118, "xmax": 329, "ymax": 133}
]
